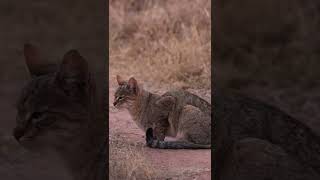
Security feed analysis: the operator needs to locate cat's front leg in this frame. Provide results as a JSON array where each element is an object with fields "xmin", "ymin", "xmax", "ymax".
[{"xmin": 153, "ymin": 126, "xmax": 166, "ymax": 141}]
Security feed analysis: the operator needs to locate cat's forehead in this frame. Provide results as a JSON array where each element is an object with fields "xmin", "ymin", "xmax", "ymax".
[
  {"xmin": 115, "ymin": 84, "xmax": 131, "ymax": 96},
  {"xmin": 17, "ymin": 76, "xmax": 58, "ymax": 107},
  {"xmin": 23, "ymin": 76, "xmax": 53, "ymax": 94}
]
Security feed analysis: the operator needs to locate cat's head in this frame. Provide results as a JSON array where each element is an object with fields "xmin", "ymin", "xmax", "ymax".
[
  {"xmin": 113, "ymin": 75, "xmax": 140, "ymax": 109},
  {"xmin": 13, "ymin": 44, "xmax": 92, "ymax": 150}
]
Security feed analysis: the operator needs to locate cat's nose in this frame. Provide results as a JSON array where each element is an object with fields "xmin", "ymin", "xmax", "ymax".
[{"xmin": 13, "ymin": 127, "xmax": 25, "ymax": 141}]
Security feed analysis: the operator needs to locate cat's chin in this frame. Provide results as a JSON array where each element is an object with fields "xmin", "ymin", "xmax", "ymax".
[
  {"xmin": 19, "ymin": 138, "xmax": 42, "ymax": 152},
  {"xmin": 19, "ymin": 133, "xmax": 51, "ymax": 148},
  {"xmin": 114, "ymin": 104, "xmax": 127, "ymax": 110},
  {"xmin": 17, "ymin": 132, "xmax": 39, "ymax": 146},
  {"xmin": 19, "ymin": 137, "xmax": 58, "ymax": 154}
]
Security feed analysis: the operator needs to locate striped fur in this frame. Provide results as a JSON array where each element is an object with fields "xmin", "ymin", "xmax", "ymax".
[
  {"xmin": 114, "ymin": 75, "xmax": 212, "ymax": 149},
  {"xmin": 13, "ymin": 44, "xmax": 106, "ymax": 180}
]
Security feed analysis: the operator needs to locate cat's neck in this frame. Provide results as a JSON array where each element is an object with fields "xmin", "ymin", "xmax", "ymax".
[
  {"xmin": 127, "ymin": 89, "xmax": 158, "ymax": 123},
  {"xmin": 66, "ymin": 80, "xmax": 105, "ymax": 180},
  {"xmin": 59, "ymin": 127, "xmax": 105, "ymax": 180}
]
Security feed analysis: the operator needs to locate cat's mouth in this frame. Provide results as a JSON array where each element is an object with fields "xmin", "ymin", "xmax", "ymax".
[
  {"xmin": 113, "ymin": 101, "xmax": 124, "ymax": 109},
  {"xmin": 13, "ymin": 126, "xmax": 39, "ymax": 142},
  {"xmin": 13, "ymin": 127, "xmax": 25, "ymax": 141},
  {"xmin": 113, "ymin": 101, "xmax": 119, "ymax": 107}
]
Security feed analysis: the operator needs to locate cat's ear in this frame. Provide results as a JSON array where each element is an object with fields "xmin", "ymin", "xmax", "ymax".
[
  {"xmin": 116, "ymin": 75, "xmax": 125, "ymax": 85},
  {"xmin": 24, "ymin": 44, "xmax": 40, "ymax": 71},
  {"xmin": 57, "ymin": 49, "xmax": 89, "ymax": 82},
  {"xmin": 155, "ymin": 96, "xmax": 175, "ymax": 110},
  {"xmin": 128, "ymin": 77, "xmax": 139, "ymax": 94},
  {"xmin": 55, "ymin": 50, "xmax": 89, "ymax": 96},
  {"xmin": 24, "ymin": 43, "xmax": 57, "ymax": 77}
]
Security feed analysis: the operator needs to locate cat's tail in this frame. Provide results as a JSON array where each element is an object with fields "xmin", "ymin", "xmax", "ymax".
[{"xmin": 146, "ymin": 128, "xmax": 211, "ymax": 149}]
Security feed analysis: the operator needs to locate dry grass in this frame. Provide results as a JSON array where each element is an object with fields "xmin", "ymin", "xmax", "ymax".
[
  {"xmin": 109, "ymin": 134, "xmax": 156, "ymax": 180},
  {"xmin": 214, "ymin": 0, "xmax": 320, "ymax": 89},
  {"xmin": 109, "ymin": 0, "xmax": 211, "ymax": 89},
  {"xmin": 214, "ymin": 0, "xmax": 320, "ymax": 131}
]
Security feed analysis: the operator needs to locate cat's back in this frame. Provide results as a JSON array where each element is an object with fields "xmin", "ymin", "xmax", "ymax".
[
  {"xmin": 163, "ymin": 89, "xmax": 211, "ymax": 114},
  {"xmin": 214, "ymin": 90, "xmax": 289, "ymax": 139},
  {"xmin": 214, "ymin": 90, "xmax": 320, "ymax": 158}
]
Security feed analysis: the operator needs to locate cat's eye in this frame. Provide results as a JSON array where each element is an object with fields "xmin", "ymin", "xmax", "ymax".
[
  {"xmin": 116, "ymin": 96, "xmax": 124, "ymax": 101},
  {"xmin": 31, "ymin": 112, "xmax": 42, "ymax": 119},
  {"xmin": 28, "ymin": 112, "xmax": 42, "ymax": 123},
  {"xmin": 29, "ymin": 112, "xmax": 56, "ymax": 128},
  {"xmin": 35, "ymin": 118, "xmax": 56, "ymax": 128}
]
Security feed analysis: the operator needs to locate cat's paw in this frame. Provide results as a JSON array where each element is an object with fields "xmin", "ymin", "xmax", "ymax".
[{"xmin": 146, "ymin": 128, "xmax": 154, "ymax": 147}]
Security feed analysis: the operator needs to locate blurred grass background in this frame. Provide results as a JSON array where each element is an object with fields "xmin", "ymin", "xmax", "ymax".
[
  {"xmin": 214, "ymin": 0, "xmax": 320, "ymax": 132},
  {"xmin": 109, "ymin": 0, "xmax": 211, "ymax": 90}
]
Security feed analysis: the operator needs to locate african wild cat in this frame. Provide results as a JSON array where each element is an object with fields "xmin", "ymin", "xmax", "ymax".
[
  {"xmin": 13, "ymin": 44, "xmax": 106, "ymax": 180},
  {"xmin": 213, "ymin": 89, "xmax": 320, "ymax": 180},
  {"xmin": 114, "ymin": 75, "xmax": 211, "ymax": 149}
]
